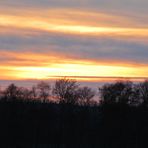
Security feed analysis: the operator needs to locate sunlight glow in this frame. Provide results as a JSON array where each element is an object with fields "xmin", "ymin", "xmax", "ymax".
[
  {"xmin": 0, "ymin": 14, "xmax": 148, "ymax": 36},
  {"xmin": 1, "ymin": 63, "xmax": 148, "ymax": 81},
  {"xmin": 0, "ymin": 9, "xmax": 148, "ymax": 81},
  {"xmin": 0, "ymin": 50, "xmax": 148, "ymax": 80}
]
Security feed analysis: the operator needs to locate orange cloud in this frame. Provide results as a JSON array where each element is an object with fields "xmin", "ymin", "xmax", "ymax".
[
  {"xmin": 0, "ymin": 9, "xmax": 148, "ymax": 37},
  {"xmin": 0, "ymin": 8, "xmax": 148, "ymax": 81},
  {"xmin": 0, "ymin": 50, "xmax": 148, "ymax": 80}
]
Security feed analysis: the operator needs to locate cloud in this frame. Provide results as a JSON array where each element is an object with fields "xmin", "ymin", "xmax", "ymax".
[
  {"xmin": 1, "ymin": 0, "xmax": 148, "ymax": 17},
  {"xmin": 0, "ymin": 25, "xmax": 148, "ymax": 65},
  {"xmin": 0, "ymin": 1, "xmax": 148, "ymax": 80}
]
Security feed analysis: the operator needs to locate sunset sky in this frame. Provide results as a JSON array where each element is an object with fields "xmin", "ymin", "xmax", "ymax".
[{"xmin": 0, "ymin": 0, "xmax": 148, "ymax": 82}]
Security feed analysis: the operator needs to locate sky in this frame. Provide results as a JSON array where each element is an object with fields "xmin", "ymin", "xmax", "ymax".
[{"xmin": 0, "ymin": 0, "xmax": 148, "ymax": 83}]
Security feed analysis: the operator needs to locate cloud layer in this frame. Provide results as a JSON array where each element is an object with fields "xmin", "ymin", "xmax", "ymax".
[{"xmin": 0, "ymin": 1, "xmax": 148, "ymax": 80}]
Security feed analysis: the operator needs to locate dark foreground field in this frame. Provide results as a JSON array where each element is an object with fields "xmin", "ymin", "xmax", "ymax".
[
  {"xmin": 0, "ymin": 100, "xmax": 148, "ymax": 147},
  {"xmin": 1, "ymin": 80, "xmax": 148, "ymax": 147}
]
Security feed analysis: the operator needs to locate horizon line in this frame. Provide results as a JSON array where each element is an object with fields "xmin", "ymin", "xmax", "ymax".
[
  {"xmin": 0, "ymin": 76, "xmax": 148, "ymax": 82},
  {"xmin": 48, "ymin": 76, "xmax": 148, "ymax": 79}
]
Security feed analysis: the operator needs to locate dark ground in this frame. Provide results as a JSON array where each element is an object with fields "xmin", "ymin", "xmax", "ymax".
[{"xmin": 0, "ymin": 100, "xmax": 148, "ymax": 147}]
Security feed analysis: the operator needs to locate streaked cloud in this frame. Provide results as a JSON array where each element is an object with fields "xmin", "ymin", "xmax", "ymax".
[
  {"xmin": 1, "ymin": 48, "xmax": 148, "ymax": 80},
  {"xmin": 1, "ymin": 0, "xmax": 148, "ymax": 16},
  {"xmin": 0, "ymin": 1, "xmax": 148, "ymax": 81},
  {"xmin": 0, "ymin": 10, "xmax": 148, "ymax": 36}
]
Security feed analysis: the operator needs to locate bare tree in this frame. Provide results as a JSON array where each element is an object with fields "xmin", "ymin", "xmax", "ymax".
[
  {"xmin": 99, "ymin": 81, "xmax": 133, "ymax": 105},
  {"xmin": 129, "ymin": 83, "xmax": 142, "ymax": 106},
  {"xmin": 0, "ymin": 86, "xmax": 3, "ymax": 100},
  {"xmin": 37, "ymin": 81, "xmax": 51, "ymax": 103},
  {"xmin": 117, "ymin": 81, "xmax": 133, "ymax": 104},
  {"xmin": 3, "ymin": 83, "xmax": 19, "ymax": 101},
  {"xmin": 30, "ymin": 86, "xmax": 38, "ymax": 100},
  {"xmin": 137, "ymin": 80, "xmax": 148, "ymax": 106},
  {"xmin": 17, "ymin": 87, "xmax": 33, "ymax": 101},
  {"xmin": 77, "ymin": 86, "xmax": 95, "ymax": 106},
  {"xmin": 99, "ymin": 83, "xmax": 116, "ymax": 105},
  {"xmin": 52, "ymin": 78, "xmax": 79, "ymax": 104}
]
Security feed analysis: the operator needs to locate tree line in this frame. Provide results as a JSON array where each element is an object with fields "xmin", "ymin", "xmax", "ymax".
[
  {"xmin": 99, "ymin": 80, "xmax": 148, "ymax": 106},
  {"xmin": 1, "ymin": 78, "xmax": 148, "ymax": 107},
  {"xmin": 0, "ymin": 78, "xmax": 96, "ymax": 106}
]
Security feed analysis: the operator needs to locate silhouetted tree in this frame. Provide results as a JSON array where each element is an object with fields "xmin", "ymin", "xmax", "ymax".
[
  {"xmin": 3, "ymin": 83, "xmax": 20, "ymax": 101},
  {"xmin": 0, "ymin": 86, "xmax": 2, "ymax": 100},
  {"xmin": 137, "ymin": 80, "xmax": 148, "ymax": 106},
  {"xmin": 77, "ymin": 86, "xmax": 95, "ymax": 106},
  {"xmin": 99, "ymin": 81, "xmax": 133, "ymax": 105},
  {"xmin": 52, "ymin": 78, "xmax": 79, "ymax": 104},
  {"xmin": 37, "ymin": 81, "xmax": 51, "ymax": 103},
  {"xmin": 117, "ymin": 81, "xmax": 133, "ymax": 104},
  {"xmin": 129, "ymin": 83, "xmax": 141, "ymax": 106},
  {"xmin": 17, "ymin": 87, "xmax": 33, "ymax": 101},
  {"xmin": 30, "ymin": 86, "xmax": 38, "ymax": 100}
]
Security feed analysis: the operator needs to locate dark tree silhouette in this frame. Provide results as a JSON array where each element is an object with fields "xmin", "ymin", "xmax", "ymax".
[
  {"xmin": 52, "ymin": 78, "xmax": 79, "ymax": 104},
  {"xmin": 99, "ymin": 81, "xmax": 133, "ymax": 105},
  {"xmin": 137, "ymin": 80, "xmax": 148, "ymax": 106},
  {"xmin": 0, "ymin": 86, "xmax": 2, "ymax": 99},
  {"xmin": 18, "ymin": 87, "xmax": 34, "ymax": 101},
  {"xmin": 30, "ymin": 85, "xmax": 38, "ymax": 100},
  {"xmin": 77, "ymin": 86, "xmax": 95, "ymax": 106},
  {"xmin": 3, "ymin": 83, "xmax": 20, "ymax": 101},
  {"xmin": 37, "ymin": 81, "xmax": 51, "ymax": 103},
  {"xmin": 129, "ymin": 83, "xmax": 141, "ymax": 106}
]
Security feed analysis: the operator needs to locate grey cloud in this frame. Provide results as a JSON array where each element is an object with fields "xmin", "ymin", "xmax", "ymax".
[
  {"xmin": 0, "ymin": 31, "xmax": 148, "ymax": 65},
  {"xmin": 1, "ymin": 0, "xmax": 148, "ymax": 16}
]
